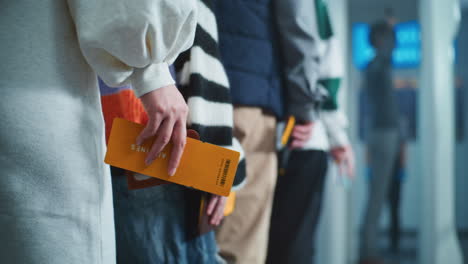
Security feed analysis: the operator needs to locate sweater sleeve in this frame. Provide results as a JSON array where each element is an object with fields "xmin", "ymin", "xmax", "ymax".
[
  {"xmin": 321, "ymin": 110, "xmax": 350, "ymax": 149},
  {"xmin": 274, "ymin": 0, "xmax": 323, "ymax": 122},
  {"xmin": 67, "ymin": 0, "xmax": 197, "ymax": 97}
]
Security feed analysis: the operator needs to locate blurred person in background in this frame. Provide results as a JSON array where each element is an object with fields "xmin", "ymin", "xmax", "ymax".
[
  {"xmin": 214, "ymin": 0, "xmax": 325, "ymax": 262},
  {"xmin": 267, "ymin": 1, "xmax": 355, "ymax": 263},
  {"xmin": 384, "ymin": 9, "xmax": 406, "ymax": 254},
  {"xmin": 0, "ymin": 1, "xmax": 196, "ymax": 263},
  {"xmin": 360, "ymin": 19, "xmax": 402, "ymax": 264}
]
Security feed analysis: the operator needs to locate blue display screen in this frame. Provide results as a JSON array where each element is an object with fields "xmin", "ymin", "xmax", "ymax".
[{"xmin": 352, "ymin": 21, "xmax": 421, "ymax": 69}]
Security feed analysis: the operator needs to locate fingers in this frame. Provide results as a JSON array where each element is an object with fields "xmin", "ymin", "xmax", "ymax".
[
  {"xmin": 292, "ymin": 130, "xmax": 311, "ymax": 141},
  {"xmin": 207, "ymin": 195, "xmax": 219, "ymax": 216},
  {"xmin": 216, "ymin": 197, "xmax": 228, "ymax": 225},
  {"xmin": 292, "ymin": 126, "xmax": 313, "ymax": 137},
  {"xmin": 331, "ymin": 152, "xmax": 340, "ymax": 164},
  {"xmin": 212, "ymin": 206, "xmax": 225, "ymax": 226},
  {"xmin": 290, "ymin": 139, "xmax": 307, "ymax": 149},
  {"xmin": 344, "ymin": 147, "xmax": 355, "ymax": 178},
  {"xmin": 208, "ymin": 196, "xmax": 227, "ymax": 226},
  {"xmin": 335, "ymin": 153, "xmax": 352, "ymax": 178},
  {"xmin": 168, "ymin": 121, "xmax": 187, "ymax": 176},
  {"xmin": 136, "ymin": 116, "xmax": 162, "ymax": 146},
  {"xmin": 145, "ymin": 117, "xmax": 175, "ymax": 166},
  {"xmin": 346, "ymin": 154, "xmax": 356, "ymax": 178},
  {"xmin": 138, "ymin": 85, "xmax": 189, "ymax": 176},
  {"xmin": 141, "ymin": 114, "xmax": 187, "ymax": 177},
  {"xmin": 293, "ymin": 122, "xmax": 313, "ymax": 133},
  {"xmin": 338, "ymin": 162, "xmax": 346, "ymax": 176},
  {"xmin": 291, "ymin": 122, "xmax": 314, "ymax": 144},
  {"xmin": 341, "ymin": 161, "xmax": 353, "ymax": 179}
]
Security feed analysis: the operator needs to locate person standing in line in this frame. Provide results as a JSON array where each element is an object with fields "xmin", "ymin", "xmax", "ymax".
[
  {"xmin": 267, "ymin": 1, "xmax": 355, "ymax": 262},
  {"xmin": 0, "ymin": 1, "xmax": 196, "ymax": 263},
  {"xmin": 100, "ymin": 1, "xmax": 246, "ymax": 262},
  {"xmin": 214, "ymin": 0, "xmax": 324, "ymax": 262},
  {"xmin": 360, "ymin": 20, "xmax": 401, "ymax": 264}
]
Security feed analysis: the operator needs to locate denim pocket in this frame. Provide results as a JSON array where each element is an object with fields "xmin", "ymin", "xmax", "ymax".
[{"xmin": 112, "ymin": 175, "xmax": 185, "ymax": 207}]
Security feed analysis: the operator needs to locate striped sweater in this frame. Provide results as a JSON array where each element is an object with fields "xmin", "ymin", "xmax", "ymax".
[{"xmin": 174, "ymin": 0, "xmax": 246, "ymax": 190}]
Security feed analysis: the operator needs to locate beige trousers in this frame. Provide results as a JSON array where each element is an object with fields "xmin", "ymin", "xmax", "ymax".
[{"xmin": 216, "ymin": 106, "xmax": 278, "ymax": 264}]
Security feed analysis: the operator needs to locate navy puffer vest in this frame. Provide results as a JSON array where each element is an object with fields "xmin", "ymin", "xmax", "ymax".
[{"xmin": 215, "ymin": 0, "xmax": 284, "ymax": 118}]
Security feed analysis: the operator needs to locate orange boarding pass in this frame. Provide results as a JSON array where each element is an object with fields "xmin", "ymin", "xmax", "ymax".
[
  {"xmin": 281, "ymin": 116, "xmax": 296, "ymax": 146},
  {"xmin": 105, "ymin": 118, "xmax": 240, "ymax": 196}
]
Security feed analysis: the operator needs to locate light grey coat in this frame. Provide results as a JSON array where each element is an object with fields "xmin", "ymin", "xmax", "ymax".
[{"xmin": 0, "ymin": 0, "xmax": 196, "ymax": 263}]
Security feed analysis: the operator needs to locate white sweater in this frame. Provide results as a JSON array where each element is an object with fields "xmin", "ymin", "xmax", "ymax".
[
  {"xmin": 0, "ymin": 1, "xmax": 196, "ymax": 263},
  {"xmin": 300, "ymin": 0, "xmax": 350, "ymax": 152},
  {"xmin": 303, "ymin": 110, "xmax": 350, "ymax": 151}
]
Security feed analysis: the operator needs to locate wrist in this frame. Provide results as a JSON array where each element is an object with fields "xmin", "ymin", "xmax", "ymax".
[{"xmin": 133, "ymin": 63, "xmax": 174, "ymax": 97}]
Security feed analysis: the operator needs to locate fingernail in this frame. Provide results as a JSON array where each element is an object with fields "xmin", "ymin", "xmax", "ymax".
[
  {"xmin": 145, "ymin": 158, "xmax": 153, "ymax": 166},
  {"xmin": 169, "ymin": 168, "xmax": 176, "ymax": 177}
]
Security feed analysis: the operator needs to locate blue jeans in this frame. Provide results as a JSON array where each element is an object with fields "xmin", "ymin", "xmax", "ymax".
[{"xmin": 112, "ymin": 172, "xmax": 222, "ymax": 264}]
